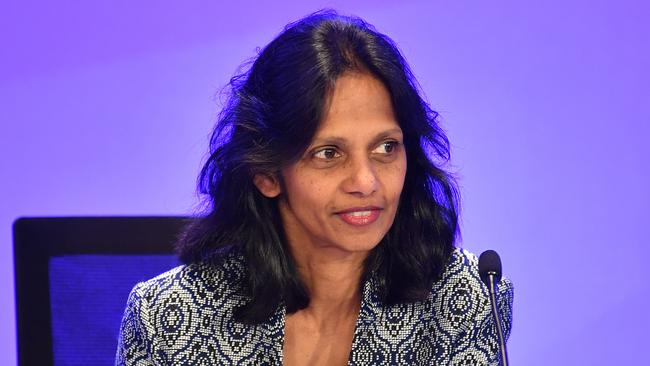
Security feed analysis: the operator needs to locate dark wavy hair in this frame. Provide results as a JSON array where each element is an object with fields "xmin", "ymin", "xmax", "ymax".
[{"xmin": 176, "ymin": 10, "xmax": 459, "ymax": 324}]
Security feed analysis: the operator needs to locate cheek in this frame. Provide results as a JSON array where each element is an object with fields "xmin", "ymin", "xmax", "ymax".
[
  {"xmin": 382, "ymin": 159, "xmax": 407, "ymax": 198},
  {"xmin": 308, "ymin": 177, "xmax": 326, "ymax": 195},
  {"xmin": 284, "ymin": 171, "xmax": 330, "ymax": 208}
]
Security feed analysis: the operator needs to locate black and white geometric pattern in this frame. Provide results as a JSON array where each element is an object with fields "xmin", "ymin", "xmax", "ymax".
[{"xmin": 116, "ymin": 248, "xmax": 513, "ymax": 365}]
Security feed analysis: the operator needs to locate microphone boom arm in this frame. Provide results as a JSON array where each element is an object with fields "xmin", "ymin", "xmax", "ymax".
[{"xmin": 487, "ymin": 271, "xmax": 509, "ymax": 366}]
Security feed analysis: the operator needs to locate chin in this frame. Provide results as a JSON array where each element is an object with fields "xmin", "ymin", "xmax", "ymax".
[{"xmin": 331, "ymin": 233, "xmax": 385, "ymax": 254}]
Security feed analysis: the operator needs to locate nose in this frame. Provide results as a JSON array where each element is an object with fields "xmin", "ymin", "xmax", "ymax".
[{"xmin": 341, "ymin": 156, "xmax": 378, "ymax": 196}]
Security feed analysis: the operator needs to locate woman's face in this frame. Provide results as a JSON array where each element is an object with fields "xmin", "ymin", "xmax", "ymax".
[{"xmin": 257, "ymin": 71, "xmax": 407, "ymax": 257}]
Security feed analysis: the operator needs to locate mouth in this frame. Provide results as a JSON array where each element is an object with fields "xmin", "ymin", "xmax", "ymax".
[{"xmin": 335, "ymin": 206, "xmax": 383, "ymax": 226}]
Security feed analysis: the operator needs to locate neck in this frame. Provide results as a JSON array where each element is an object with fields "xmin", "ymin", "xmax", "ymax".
[{"xmin": 291, "ymin": 246, "xmax": 366, "ymax": 319}]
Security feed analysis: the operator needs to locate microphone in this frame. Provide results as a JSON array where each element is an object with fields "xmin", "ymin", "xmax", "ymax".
[{"xmin": 478, "ymin": 250, "xmax": 509, "ymax": 366}]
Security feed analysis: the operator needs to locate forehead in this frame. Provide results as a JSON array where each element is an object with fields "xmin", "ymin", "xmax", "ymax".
[{"xmin": 314, "ymin": 72, "xmax": 400, "ymax": 139}]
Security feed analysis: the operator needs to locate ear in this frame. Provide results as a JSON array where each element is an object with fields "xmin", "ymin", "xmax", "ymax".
[{"xmin": 253, "ymin": 173, "xmax": 281, "ymax": 198}]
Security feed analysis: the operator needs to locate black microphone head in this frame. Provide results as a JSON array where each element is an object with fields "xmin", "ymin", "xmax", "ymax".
[{"xmin": 478, "ymin": 249, "xmax": 502, "ymax": 285}]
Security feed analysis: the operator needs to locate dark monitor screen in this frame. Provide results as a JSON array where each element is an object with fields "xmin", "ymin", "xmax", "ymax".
[
  {"xmin": 13, "ymin": 216, "xmax": 187, "ymax": 366},
  {"xmin": 49, "ymin": 254, "xmax": 180, "ymax": 365}
]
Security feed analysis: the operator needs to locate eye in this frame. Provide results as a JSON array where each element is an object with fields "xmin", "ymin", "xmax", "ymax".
[
  {"xmin": 312, "ymin": 147, "xmax": 341, "ymax": 160},
  {"xmin": 372, "ymin": 140, "xmax": 400, "ymax": 155}
]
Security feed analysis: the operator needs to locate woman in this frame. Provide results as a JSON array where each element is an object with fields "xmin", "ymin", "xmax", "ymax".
[{"xmin": 117, "ymin": 11, "xmax": 513, "ymax": 365}]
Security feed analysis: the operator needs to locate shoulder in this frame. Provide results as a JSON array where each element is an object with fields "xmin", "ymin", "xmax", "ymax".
[
  {"xmin": 431, "ymin": 247, "xmax": 514, "ymax": 340},
  {"xmin": 350, "ymin": 248, "xmax": 514, "ymax": 365},
  {"xmin": 116, "ymin": 250, "xmax": 250, "ymax": 364},
  {"xmin": 441, "ymin": 247, "xmax": 514, "ymax": 300},
  {"xmin": 128, "ymin": 249, "xmax": 248, "ymax": 314},
  {"xmin": 430, "ymin": 247, "xmax": 514, "ymax": 363},
  {"xmin": 118, "ymin": 250, "xmax": 247, "ymax": 338}
]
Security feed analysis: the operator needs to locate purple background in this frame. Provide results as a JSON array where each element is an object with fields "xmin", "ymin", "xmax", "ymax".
[{"xmin": 2, "ymin": 0, "xmax": 649, "ymax": 364}]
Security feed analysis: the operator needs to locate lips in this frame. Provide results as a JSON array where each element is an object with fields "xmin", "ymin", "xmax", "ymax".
[{"xmin": 335, "ymin": 206, "xmax": 382, "ymax": 226}]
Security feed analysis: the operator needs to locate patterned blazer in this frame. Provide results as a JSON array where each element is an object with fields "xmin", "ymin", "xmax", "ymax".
[{"xmin": 116, "ymin": 248, "xmax": 514, "ymax": 365}]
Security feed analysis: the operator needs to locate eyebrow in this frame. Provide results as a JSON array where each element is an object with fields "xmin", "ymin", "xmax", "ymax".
[{"xmin": 311, "ymin": 128, "xmax": 404, "ymax": 147}]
